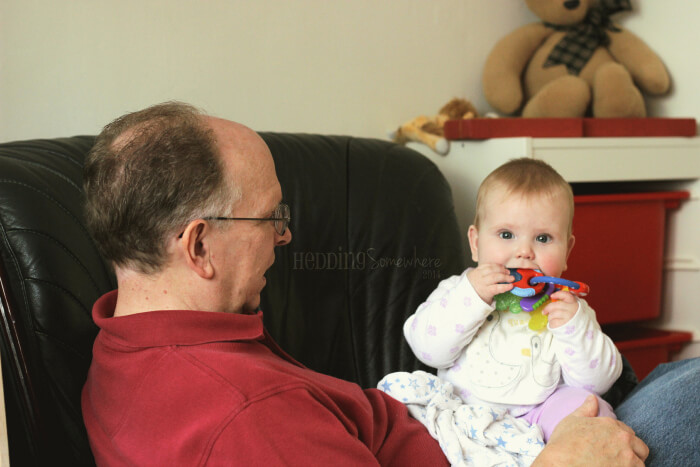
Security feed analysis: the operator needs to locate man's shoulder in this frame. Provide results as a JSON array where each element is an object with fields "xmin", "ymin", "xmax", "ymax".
[
  {"xmin": 84, "ymin": 339, "xmax": 313, "ymax": 436},
  {"xmin": 84, "ymin": 339, "xmax": 325, "ymax": 465},
  {"xmin": 162, "ymin": 340, "xmax": 306, "ymax": 398}
]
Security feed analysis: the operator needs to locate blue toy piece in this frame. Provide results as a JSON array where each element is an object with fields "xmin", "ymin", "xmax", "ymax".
[{"xmin": 529, "ymin": 275, "xmax": 588, "ymax": 294}]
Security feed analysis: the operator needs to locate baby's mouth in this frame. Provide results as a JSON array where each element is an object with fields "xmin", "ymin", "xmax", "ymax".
[{"xmin": 507, "ymin": 264, "xmax": 539, "ymax": 271}]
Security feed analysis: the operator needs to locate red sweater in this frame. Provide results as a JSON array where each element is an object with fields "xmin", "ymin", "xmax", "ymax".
[{"xmin": 81, "ymin": 291, "xmax": 447, "ymax": 466}]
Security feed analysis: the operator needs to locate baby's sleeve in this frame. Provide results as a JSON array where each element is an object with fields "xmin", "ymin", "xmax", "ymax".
[
  {"xmin": 404, "ymin": 270, "xmax": 494, "ymax": 369},
  {"xmin": 550, "ymin": 299, "xmax": 623, "ymax": 394}
]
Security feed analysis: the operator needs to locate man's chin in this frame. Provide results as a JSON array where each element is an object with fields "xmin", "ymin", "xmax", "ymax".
[{"xmin": 243, "ymin": 295, "xmax": 262, "ymax": 314}]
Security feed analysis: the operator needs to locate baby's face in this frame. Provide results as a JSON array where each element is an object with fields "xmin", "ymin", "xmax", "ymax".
[{"xmin": 469, "ymin": 185, "xmax": 574, "ymax": 278}]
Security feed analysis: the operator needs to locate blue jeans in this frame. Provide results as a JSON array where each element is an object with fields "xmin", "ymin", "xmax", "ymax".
[{"xmin": 616, "ymin": 357, "xmax": 700, "ymax": 467}]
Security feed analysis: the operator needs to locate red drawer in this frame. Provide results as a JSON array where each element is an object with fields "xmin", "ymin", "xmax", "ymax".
[
  {"xmin": 604, "ymin": 325, "xmax": 692, "ymax": 380},
  {"xmin": 566, "ymin": 191, "xmax": 689, "ymax": 325}
]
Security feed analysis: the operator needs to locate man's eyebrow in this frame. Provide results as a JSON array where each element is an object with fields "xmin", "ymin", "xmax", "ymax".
[{"xmin": 266, "ymin": 200, "xmax": 283, "ymax": 216}]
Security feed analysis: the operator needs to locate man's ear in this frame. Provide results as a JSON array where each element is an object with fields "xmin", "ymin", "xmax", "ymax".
[
  {"xmin": 563, "ymin": 234, "xmax": 576, "ymax": 272},
  {"xmin": 467, "ymin": 225, "xmax": 480, "ymax": 263},
  {"xmin": 180, "ymin": 220, "xmax": 215, "ymax": 279}
]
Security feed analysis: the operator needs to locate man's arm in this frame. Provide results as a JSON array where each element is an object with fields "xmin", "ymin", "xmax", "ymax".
[{"xmin": 206, "ymin": 386, "xmax": 448, "ymax": 466}]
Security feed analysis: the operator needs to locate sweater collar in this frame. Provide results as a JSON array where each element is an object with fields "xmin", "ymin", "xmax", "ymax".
[{"xmin": 92, "ymin": 290, "xmax": 265, "ymax": 348}]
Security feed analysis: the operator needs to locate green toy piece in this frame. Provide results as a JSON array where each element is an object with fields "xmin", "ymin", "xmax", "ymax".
[
  {"xmin": 494, "ymin": 291, "xmax": 526, "ymax": 314},
  {"xmin": 494, "ymin": 289, "xmax": 552, "ymax": 331}
]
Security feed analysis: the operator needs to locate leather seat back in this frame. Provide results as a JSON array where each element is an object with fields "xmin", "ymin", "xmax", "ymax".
[{"xmin": 0, "ymin": 134, "xmax": 466, "ymax": 465}]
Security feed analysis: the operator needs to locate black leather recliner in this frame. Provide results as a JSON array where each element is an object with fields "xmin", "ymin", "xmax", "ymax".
[{"xmin": 0, "ymin": 134, "xmax": 466, "ymax": 465}]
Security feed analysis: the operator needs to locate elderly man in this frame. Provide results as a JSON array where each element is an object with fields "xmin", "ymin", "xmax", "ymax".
[{"xmin": 81, "ymin": 102, "xmax": 651, "ymax": 465}]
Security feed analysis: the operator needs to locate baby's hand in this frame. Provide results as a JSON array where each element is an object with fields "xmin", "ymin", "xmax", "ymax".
[
  {"xmin": 467, "ymin": 264, "xmax": 514, "ymax": 304},
  {"xmin": 543, "ymin": 290, "xmax": 579, "ymax": 328}
]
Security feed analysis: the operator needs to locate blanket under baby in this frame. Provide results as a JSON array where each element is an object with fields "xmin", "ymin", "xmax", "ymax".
[{"xmin": 378, "ymin": 371, "xmax": 544, "ymax": 467}]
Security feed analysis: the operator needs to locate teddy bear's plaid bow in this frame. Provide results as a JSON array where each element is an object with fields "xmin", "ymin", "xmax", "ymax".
[{"xmin": 543, "ymin": 0, "xmax": 632, "ymax": 75}]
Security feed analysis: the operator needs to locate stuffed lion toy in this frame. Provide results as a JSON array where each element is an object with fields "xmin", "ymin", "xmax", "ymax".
[{"xmin": 390, "ymin": 98, "xmax": 478, "ymax": 154}]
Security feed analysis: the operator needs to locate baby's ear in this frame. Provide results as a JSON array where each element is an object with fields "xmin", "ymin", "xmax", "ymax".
[
  {"xmin": 564, "ymin": 234, "xmax": 576, "ymax": 271},
  {"xmin": 467, "ymin": 225, "xmax": 480, "ymax": 263}
]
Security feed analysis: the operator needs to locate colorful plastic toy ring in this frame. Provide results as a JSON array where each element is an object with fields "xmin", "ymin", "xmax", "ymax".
[
  {"xmin": 505, "ymin": 268, "xmax": 590, "ymax": 297},
  {"xmin": 507, "ymin": 268, "xmax": 545, "ymax": 297}
]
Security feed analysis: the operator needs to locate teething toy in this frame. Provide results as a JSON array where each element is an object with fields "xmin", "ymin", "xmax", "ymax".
[
  {"xmin": 509, "ymin": 268, "xmax": 589, "ymax": 298},
  {"xmin": 495, "ymin": 268, "xmax": 590, "ymax": 331}
]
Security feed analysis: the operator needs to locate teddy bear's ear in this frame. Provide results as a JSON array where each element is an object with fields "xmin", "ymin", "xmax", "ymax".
[{"xmin": 525, "ymin": 0, "xmax": 591, "ymax": 26}]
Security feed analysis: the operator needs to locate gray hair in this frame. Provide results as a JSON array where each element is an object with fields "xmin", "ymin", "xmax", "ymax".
[{"xmin": 84, "ymin": 101, "xmax": 241, "ymax": 273}]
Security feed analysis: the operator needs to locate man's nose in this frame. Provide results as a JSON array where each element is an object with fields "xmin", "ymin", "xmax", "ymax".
[{"xmin": 276, "ymin": 228, "xmax": 292, "ymax": 246}]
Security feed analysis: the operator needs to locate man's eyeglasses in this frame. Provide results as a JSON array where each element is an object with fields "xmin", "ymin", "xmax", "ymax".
[{"xmin": 203, "ymin": 203, "xmax": 290, "ymax": 236}]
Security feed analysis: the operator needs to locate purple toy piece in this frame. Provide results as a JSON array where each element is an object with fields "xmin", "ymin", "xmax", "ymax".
[{"xmin": 520, "ymin": 283, "xmax": 556, "ymax": 311}]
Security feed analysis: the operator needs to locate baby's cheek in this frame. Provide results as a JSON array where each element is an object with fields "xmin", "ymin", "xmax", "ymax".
[
  {"xmin": 538, "ymin": 249, "xmax": 569, "ymax": 278},
  {"xmin": 540, "ymin": 263, "xmax": 564, "ymax": 279}
]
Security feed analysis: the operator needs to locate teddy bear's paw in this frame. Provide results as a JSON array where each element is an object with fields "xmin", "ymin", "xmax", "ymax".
[
  {"xmin": 522, "ymin": 76, "xmax": 590, "ymax": 118},
  {"xmin": 592, "ymin": 62, "xmax": 646, "ymax": 118}
]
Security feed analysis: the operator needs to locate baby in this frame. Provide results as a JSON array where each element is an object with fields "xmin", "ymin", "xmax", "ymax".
[{"xmin": 404, "ymin": 158, "xmax": 622, "ymax": 441}]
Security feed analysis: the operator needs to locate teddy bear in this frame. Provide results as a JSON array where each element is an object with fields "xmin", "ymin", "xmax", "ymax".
[
  {"xmin": 390, "ymin": 98, "xmax": 479, "ymax": 154},
  {"xmin": 482, "ymin": 0, "xmax": 670, "ymax": 118}
]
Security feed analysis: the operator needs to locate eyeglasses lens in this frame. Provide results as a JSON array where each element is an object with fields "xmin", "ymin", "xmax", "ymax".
[{"xmin": 275, "ymin": 204, "xmax": 290, "ymax": 235}]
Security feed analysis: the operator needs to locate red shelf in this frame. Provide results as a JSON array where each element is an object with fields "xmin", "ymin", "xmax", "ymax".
[{"xmin": 443, "ymin": 117, "xmax": 697, "ymax": 140}]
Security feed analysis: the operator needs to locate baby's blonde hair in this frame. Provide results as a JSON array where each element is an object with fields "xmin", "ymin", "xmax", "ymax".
[{"xmin": 473, "ymin": 158, "xmax": 574, "ymax": 234}]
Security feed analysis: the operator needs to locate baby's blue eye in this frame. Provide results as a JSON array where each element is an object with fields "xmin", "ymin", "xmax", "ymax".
[
  {"xmin": 536, "ymin": 234, "xmax": 551, "ymax": 243},
  {"xmin": 499, "ymin": 231, "xmax": 513, "ymax": 240}
]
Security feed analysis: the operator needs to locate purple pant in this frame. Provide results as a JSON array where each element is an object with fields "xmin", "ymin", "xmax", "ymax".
[{"xmin": 518, "ymin": 386, "xmax": 616, "ymax": 441}]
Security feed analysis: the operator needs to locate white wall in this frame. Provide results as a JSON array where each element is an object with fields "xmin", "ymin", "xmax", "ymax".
[
  {"xmin": 1, "ymin": 1, "xmax": 698, "ymax": 357},
  {"xmin": 2, "ymin": 2, "xmax": 698, "ymax": 141},
  {"xmin": 0, "ymin": 0, "xmax": 538, "ymax": 141}
]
